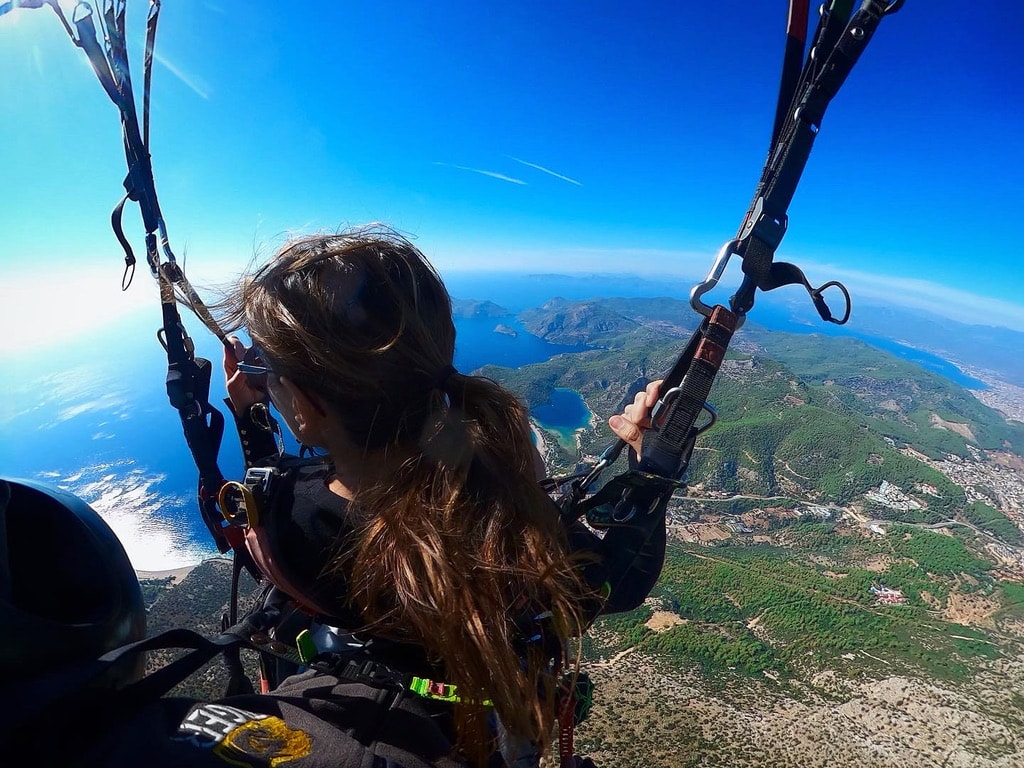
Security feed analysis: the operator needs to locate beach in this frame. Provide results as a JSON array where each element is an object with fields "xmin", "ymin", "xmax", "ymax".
[
  {"xmin": 530, "ymin": 419, "xmax": 549, "ymax": 466},
  {"xmin": 135, "ymin": 564, "xmax": 199, "ymax": 585}
]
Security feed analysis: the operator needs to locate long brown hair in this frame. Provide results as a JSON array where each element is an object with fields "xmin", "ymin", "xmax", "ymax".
[{"xmin": 221, "ymin": 225, "xmax": 590, "ymax": 761}]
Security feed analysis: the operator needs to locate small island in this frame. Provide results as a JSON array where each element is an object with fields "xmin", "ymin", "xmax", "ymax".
[
  {"xmin": 494, "ymin": 324, "xmax": 518, "ymax": 338},
  {"xmin": 450, "ymin": 298, "xmax": 509, "ymax": 319}
]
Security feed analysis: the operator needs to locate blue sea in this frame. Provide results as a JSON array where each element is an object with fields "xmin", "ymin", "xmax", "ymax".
[
  {"xmin": 745, "ymin": 300, "xmax": 988, "ymax": 390},
  {"xmin": 2, "ymin": 272, "xmax": 986, "ymax": 570}
]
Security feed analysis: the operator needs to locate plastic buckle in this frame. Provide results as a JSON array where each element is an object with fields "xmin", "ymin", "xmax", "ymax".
[
  {"xmin": 344, "ymin": 660, "xmax": 405, "ymax": 691},
  {"xmin": 427, "ymin": 681, "xmax": 450, "ymax": 697},
  {"xmin": 244, "ymin": 466, "xmax": 275, "ymax": 495}
]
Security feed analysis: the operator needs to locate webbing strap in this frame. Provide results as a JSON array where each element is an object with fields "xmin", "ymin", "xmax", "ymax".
[
  {"xmin": 638, "ymin": 306, "xmax": 737, "ymax": 478},
  {"xmin": 771, "ymin": 0, "xmax": 810, "ymax": 148},
  {"xmin": 5, "ymin": 626, "xmax": 246, "ymax": 740},
  {"xmin": 558, "ymin": 693, "xmax": 576, "ymax": 767},
  {"xmin": 20, "ymin": 0, "xmax": 242, "ymax": 551},
  {"xmin": 733, "ymin": 0, "xmax": 896, "ymax": 313}
]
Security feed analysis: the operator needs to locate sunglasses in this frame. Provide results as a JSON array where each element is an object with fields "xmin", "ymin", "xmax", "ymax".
[{"xmin": 236, "ymin": 344, "xmax": 272, "ymax": 389}]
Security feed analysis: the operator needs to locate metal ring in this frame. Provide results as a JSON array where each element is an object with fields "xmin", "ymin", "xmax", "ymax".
[{"xmin": 217, "ymin": 481, "xmax": 258, "ymax": 528}]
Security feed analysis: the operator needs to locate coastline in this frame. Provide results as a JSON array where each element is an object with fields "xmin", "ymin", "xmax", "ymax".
[
  {"xmin": 135, "ymin": 564, "xmax": 198, "ymax": 585},
  {"xmin": 532, "ymin": 388, "xmax": 600, "ymax": 458},
  {"xmin": 531, "ymin": 420, "xmax": 549, "ymax": 465},
  {"xmin": 961, "ymin": 365, "xmax": 1024, "ymax": 424}
]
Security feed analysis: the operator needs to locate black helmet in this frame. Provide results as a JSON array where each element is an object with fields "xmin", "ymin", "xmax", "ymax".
[{"xmin": 0, "ymin": 477, "xmax": 146, "ymax": 683}]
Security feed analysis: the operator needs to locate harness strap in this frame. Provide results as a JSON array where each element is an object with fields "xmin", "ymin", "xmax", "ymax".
[
  {"xmin": 561, "ymin": 1, "xmax": 898, "ymax": 541},
  {"xmin": 639, "ymin": 305, "xmax": 737, "ymax": 478},
  {"xmin": 770, "ymin": 0, "xmax": 810, "ymax": 148},
  {"xmin": 733, "ymin": 0, "xmax": 897, "ymax": 314},
  {"xmin": 558, "ymin": 692, "xmax": 576, "ymax": 768},
  {"xmin": 143, "ymin": 0, "xmax": 160, "ymax": 147},
  {"xmin": 20, "ymin": 1, "xmax": 240, "ymax": 554}
]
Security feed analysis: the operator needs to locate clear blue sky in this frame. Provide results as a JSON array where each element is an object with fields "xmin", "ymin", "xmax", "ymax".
[{"xmin": 2, "ymin": 0, "xmax": 1023, "ymax": 345}]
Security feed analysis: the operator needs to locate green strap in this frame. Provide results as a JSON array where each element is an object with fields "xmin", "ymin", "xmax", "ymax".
[
  {"xmin": 409, "ymin": 677, "xmax": 493, "ymax": 706},
  {"xmin": 295, "ymin": 629, "xmax": 318, "ymax": 664}
]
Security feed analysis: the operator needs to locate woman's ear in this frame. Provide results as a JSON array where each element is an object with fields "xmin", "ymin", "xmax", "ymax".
[{"xmin": 279, "ymin": 377, "xmax": 327, "ymax": 444}]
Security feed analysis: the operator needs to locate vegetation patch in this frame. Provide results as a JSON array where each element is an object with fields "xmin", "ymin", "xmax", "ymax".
[{"xmin": 586, "ymin": 539, "xmax": 1009, "ymax": 684}]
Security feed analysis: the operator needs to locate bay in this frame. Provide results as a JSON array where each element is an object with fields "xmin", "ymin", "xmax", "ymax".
[
  {"xmin": 531, "ymin": 388, "xmax": 594, "ymax": 451},
  {"xmin": 453, "ymin": 316, "xmax": 588, "ymax": 372}
]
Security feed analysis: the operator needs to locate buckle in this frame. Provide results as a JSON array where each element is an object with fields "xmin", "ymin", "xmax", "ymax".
[
  {"xmin": 427, "ymin": 681, "xmax": 451, "ymax": 697},
  {"xmin": 340, "ymin": 659, "xmax": 406, "ymax": 692}
]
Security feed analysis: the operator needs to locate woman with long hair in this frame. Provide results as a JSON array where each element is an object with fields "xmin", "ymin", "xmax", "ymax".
[
  {"xmin": 58, "ymin": 225, "xmax": 663, "ymax": 768},
  {"xmin": 216, "ymin": 224, "xmax": 599, "ymax": 764}
]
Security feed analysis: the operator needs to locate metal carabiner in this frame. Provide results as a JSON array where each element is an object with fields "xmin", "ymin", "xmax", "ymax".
[
  {"xmin": 217, "ymin": 480, "xmax": 259, "ymax": 528},
  {"xmin": 690, "ymin": 239, "xmax": 742, "ymax": 319}
]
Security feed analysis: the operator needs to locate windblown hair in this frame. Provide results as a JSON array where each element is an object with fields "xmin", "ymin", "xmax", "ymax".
[{"xmin": 220, "ymin": 225, "xmax": 591, "ymax": 761}]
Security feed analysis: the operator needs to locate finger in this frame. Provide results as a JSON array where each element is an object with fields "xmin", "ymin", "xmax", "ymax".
[
  {"xmin": 622, "ymin": 403, "xmax": 651, "ymax": 427},
  {"xmin": 223, "ymin": 339, "xmax": 238, "ymax": 374},
  {"xmin": 608, "ymin": 414, "xmax": 642, "ymax": 450},
  {"xmin": 223, "ymin": 336, "xmax": 246, "ymax": 374},
  {"xmin": 645, "ymin": 379, "xmax": 664, "ymax": 407},
  {"xmin": 624, "ymin": 389, "xmax": 651, "ymax": 423}
]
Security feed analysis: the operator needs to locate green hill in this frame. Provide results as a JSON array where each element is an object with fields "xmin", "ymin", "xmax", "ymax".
[{"xmin": 479, "ymin": 296, "xmax": 1023, "ymax": 544}]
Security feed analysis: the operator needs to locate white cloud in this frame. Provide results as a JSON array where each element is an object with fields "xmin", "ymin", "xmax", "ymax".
[
  {"xmin": 3, "ymin": 363, "xmax": 132, "ymax": 429},
  {"xmin": 51, "ymin": 395, "xmax": 127, "ymax": 426},
  {"xmin": 0, "ymin": 258, "xmax": 243, "ymax": 355},
  {"xmin": 46, "ymin": 461, "xmax": 215, "ymax": 571},
  {"xmin": 432, "ymin": 242, "xmax": 1024, "ymax": 332},
  {"xmin": 432, "ymin": 243, "xmax": 713, "ymax": 280},
  {"xmin": 795, "ymin": 261, "xmax": 1024, "ymax": 332},
  {"xmin": 0, "ymin": 268, "xmax": 156, "ymax": 354}
]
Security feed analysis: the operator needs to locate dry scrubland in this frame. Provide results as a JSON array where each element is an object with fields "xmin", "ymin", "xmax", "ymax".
[{"xmin": 574, "ymin": 647, "xmax": 1024, "ymax": 768}]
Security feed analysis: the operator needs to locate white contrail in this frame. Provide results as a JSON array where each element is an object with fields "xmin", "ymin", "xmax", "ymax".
[
  {"xmin": 509, "ymin": 156, "xmax": 581, "ymax": 186},
  {"xmin": 154, "ymin": 52, "xmax": 210, "ymax": 100},
  {"xmin": 433, "ymin": 162, "xmax": 526, "ymax": 185}
]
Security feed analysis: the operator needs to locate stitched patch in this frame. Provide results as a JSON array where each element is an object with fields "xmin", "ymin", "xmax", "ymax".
[{"xmin": 175, "ymin": 704, "xmax": 312, "ymax": 766}]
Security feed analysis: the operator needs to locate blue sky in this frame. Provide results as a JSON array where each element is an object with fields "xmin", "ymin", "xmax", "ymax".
[{"xmin": 2, "ymin": 0, "xmax": 1023, "ymax": 348}]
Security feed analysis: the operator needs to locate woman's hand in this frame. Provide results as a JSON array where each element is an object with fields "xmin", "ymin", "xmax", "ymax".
[
  {"xmin": 608, "ymin": 379, "xmax": 663, "ymax": 458},
  {"xmin": 223, "ymin": 336, "xmax": 268, "ymax": 413}
]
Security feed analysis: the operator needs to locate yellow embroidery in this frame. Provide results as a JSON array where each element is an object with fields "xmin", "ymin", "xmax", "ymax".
[{"xmin": 212, "ymin": 716, "xmax": 313, "ymax": 768}]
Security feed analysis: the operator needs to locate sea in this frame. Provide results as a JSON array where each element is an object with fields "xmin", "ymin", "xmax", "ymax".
[{"xmin": 1, "ymin": 272, "xmax": 985, "ymax": 571}]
